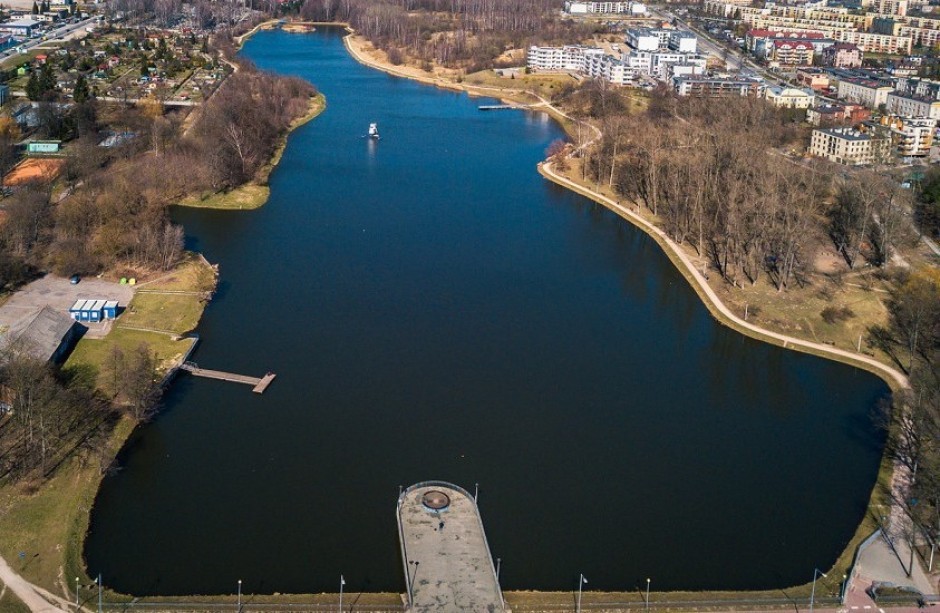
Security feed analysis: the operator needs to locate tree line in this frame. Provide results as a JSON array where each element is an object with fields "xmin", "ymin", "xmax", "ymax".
[
  {"xmin": 296, "ymin": 0, "xmax": 598, "ymax": 72},
  {"xmin": 561, "ymin": 85, "xmax": 918, "ymax": 291},
  {"xmin": 0, "ymin": 62, "xmax": 315, "ymax": 290}
]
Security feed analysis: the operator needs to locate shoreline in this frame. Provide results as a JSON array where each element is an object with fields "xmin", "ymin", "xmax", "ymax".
[
  {"xmin": 3, "ymin": 24, "xmax": 905, "ymax": 610},
  {"xmin": 337, "ymin": 23, "xmax": 913, "ymax": 604},
  {"xmin": 176, "ymin": 92, "xmax": 326, "ymax": 210},
  {"xmin": 342, "ymin": 29, "xmax": 906, "ymax": 390}
]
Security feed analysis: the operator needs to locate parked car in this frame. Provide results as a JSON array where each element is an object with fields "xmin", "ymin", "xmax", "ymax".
[{"xmin": 69, "ymin": 274, "xmax": 81, "ymax": 284}]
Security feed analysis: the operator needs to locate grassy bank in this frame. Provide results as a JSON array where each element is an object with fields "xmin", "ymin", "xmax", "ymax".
[
  {"xmin": 0, "ymin": 255, "xmax": 216, "ymax": 599},
  {"xmin": 177, "ymin": 93, "xmax": 326, "ymax": 211}
]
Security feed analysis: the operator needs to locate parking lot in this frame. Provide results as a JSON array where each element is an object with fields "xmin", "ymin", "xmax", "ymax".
[{"xmin": 0, "ymin": 274, "xmax": 135, "ymax": 338}]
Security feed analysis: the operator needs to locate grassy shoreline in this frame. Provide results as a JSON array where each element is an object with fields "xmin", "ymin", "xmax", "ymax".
[
  {"xmin": 0, "ymin": 23, "xmax": 911, "ymax": 612},
  {"xmin": 338, "ymin": 23, "xmax": 909, "ymax": 607},
  {"xmin": 176, "ymin": 92, "xmax": 326, "ymax": 210}
]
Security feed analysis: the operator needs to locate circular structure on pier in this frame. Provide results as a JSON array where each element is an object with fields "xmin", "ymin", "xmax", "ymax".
[{"xmin": 422, "ymin": 490, "xmax": 451, "ymax": 511}]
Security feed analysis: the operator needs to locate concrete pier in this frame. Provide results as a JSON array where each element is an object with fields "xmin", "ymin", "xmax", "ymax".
[{"xmin": 397, "ymin": 481, "xmax": 506, "ymax": 612}]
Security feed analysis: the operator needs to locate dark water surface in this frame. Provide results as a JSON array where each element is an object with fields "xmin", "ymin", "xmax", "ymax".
[{"xmin": 85, "ymin": 28, "xmax": 889, "ymax": 596}]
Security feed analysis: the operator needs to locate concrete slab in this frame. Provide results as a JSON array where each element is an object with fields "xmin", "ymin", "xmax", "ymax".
[
  {"xmin": 0, "ymin": 274, "xmax": 134, "ymax": 339},
  {"xmin": 398, "ymin": 482, "xmax": 504, "ymax": 613}
]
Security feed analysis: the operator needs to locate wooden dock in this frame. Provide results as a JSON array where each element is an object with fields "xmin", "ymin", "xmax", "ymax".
[
  {"xmin": 478, "ymin": 104, "xmax": 522, "ymax": 111},
  {"xmin": 180, "ymin": 362, "xmax": 277, "ymax": 394}
]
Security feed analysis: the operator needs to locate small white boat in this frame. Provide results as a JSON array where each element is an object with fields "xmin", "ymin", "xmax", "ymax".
[{"xmin": 368, "ymin": 122, "xmax": 380, "ymax": 140}]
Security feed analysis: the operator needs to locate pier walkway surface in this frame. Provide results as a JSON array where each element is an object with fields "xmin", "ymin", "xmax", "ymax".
[
  {"xmin": 179, "ymin": 362, "xmax": 276, "ymax": 393},
  {"xmin": 397, "ymin": 482, "xmax": 505, "ymax": 612}
]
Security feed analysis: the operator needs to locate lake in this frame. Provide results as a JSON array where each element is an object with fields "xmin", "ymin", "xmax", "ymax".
[{"xmin": 84, "ymin": 27, "xmax": 889, "ymax": 596}]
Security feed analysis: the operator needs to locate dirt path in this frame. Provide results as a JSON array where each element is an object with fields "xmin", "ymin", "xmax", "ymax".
[{"xmin": 0, "ymin": 554, "xmax": 71, "ymax": 612}]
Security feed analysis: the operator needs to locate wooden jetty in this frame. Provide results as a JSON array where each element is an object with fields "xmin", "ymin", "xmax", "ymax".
[
  {"xmin": 478, "ymin": 104, "xmax": 522, "ymax": 111},
  {"xmin": 180, "ymin": 362, "xmax": 277, "ymax": 394}
]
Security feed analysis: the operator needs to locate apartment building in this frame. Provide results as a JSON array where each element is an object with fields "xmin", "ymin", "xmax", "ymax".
[
  {"xmin": 673, "ymin": 76, "xmax": 762, "ymax": 97},
  {"xmin": 885, "ymin": 92, "xmax": 940, "ymax": 118},
  {"xmin": 810, "ymin": 127, "xmax": 890, "ymax": 164},
  {"xmin": 564, "ymin": 1, "xmax": 649, "ymax": 14},
  {"xmin": 834, "ymin": 30, "xmax": 912, "ymax": 54},
  {"xmin": 527, "ymin": 45, "xmax": 594, "ymax": 71},
  {"xmin": 669, "ymin": 31, "xmax": 698, "ymax": 53},
  {"xmin": 837, "ymin": 77, "xmax": 895, "ymax": 107},
  {"xmin": 771, "ymin": 39, "xmax": 816, "ymax": 64},
  {"xmin": 821, "ymin": 43, "xmax": 863, "ymax": 68},
  {"xmin": 895, "ymin": 77, "xmax": 940, "ymax": 100},
  {"xmin": 880, "ymin": 115, "xmax": 935, "ymax": 156}
]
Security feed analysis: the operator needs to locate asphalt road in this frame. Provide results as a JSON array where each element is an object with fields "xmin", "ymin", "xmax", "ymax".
[{"xmin": 1, "ymin": 16, "xmax": 98, "ymax": 61}]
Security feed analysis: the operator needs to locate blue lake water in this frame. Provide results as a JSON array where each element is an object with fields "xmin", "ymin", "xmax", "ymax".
[{"xmin": 84, "ymin": 27, "xmax": 890, "ymax": 596}]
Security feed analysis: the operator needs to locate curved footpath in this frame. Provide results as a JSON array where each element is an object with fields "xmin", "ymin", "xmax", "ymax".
[
  {"xmin": 538, "ymin": 160, "xmax": 909, "ymax": 390},
  {"xmin": 0, "ymin": 554, "xmax": 70, "ymax": 612},
  {"xmin": 341, "ymin": 29, "xmax": 907, "ymax": 390},
  {"xmin": 341, "ymin": 29, "xmax": 925, "ymax": 600}
]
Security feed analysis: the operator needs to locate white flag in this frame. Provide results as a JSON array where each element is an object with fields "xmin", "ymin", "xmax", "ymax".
[
  {"xmin": 341, "ymin": 576, "xmax": 346, "ymax": 586},
  {"xmin": 582, "ymin": 576, "xmax": 588, "ymax": 584}
]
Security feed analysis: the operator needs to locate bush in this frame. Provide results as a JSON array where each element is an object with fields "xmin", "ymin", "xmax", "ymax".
[{"xmin": 821, "ymin": 305, "xmax": 855, "ymax": 324}]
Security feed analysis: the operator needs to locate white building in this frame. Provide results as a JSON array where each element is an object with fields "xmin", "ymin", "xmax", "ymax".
[
  {"xmin": 626, "ymin": 28, "xmax": 661, "ymax": 51},
  {"xmin": 885, "ymin": 92, "xmax": 940, "ymax": 120},
  {"xmin": 669, "ymin": 31, "xmax": 698, "ymax": 53},
  {"xmin": 836, "ymin": 78, "xmax": 894, "ymax": 109},
  {"xmin": 564, "ymin": 1, "xmax": 646, "ymax": 14},
  {"xmin": 809, "ymin": 127, "xmax": 889, "ymax": 164},
  {"xmin": 764, "ymin": 86, "xmax": 816, "ymax": 108},
  {"xmin": 881, "ymin": 116, "xmax": 935, "ymax": 157},
  {"xmin": 527, "ymin": 45, "xmax": 594, "ymax": 71}
]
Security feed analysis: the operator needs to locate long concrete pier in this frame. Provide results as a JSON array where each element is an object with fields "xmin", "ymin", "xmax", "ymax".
[
  {"xmin": 397, "ymin": 481, "xmax": 506, "ymax": 612},
  {"xmin": 179, "ymin": 362, "xmax": 276, "ymax": 393}
]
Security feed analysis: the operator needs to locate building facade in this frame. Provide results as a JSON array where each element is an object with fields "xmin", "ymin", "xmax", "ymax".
[
  {"xmin": 822, "ymin": 43, "xmax": 863, "ymax": 67},
  {"xmin": 810, "ymin": 127, "xmax": 890, "ymax": 164}
]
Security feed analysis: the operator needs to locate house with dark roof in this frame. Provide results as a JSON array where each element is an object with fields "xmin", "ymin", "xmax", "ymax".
[{"xmin": 2, "ymin": 306, "xmax": 80, "ymax": 363}]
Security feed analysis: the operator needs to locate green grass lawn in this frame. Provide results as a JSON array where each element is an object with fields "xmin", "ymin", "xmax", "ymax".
[
  {"xmin": 177, "ymin": 183, "xmax": 270, "ymax": 210},
  {"xmin": 118, "ymin": 293, "xmax": 206, "ymax": 334},
  {"xmin": 0, "ymin": 417, "xmax": 134, "ymax": 595}
]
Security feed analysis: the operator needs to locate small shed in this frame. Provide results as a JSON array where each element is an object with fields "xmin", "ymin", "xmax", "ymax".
[
  {"xmin": 86, "ymin": 299, "xmax": 106, "ymax": 322},
  {"xmin": 68, "ymin": 299, "xmax": 88, "ymax": 321},
  {"xmin": 103, "ymin": 300, "xmax": 118, "ymax": 320}
]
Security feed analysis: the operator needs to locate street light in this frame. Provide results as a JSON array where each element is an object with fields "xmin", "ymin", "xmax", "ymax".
[
  {"xmin": 645, "ymin": 578, "xmax": 651, "ymax": 612},
  {"xmin": 577, "ymin": 574, "xmax": 587, "ymax": 613},
  {"xmin": 409, "ymin": 561, "xmax": 420, "ymax": 605},
  {"xmin": 237, "ymin": 579, "xmax": 242, "ymax": 611},
  {"xmin": 339, "ymin": 575, "xmax": 345, "ymax": 613},
  {"xmin": 810, "ymin": 568, "xmax": 826, "ymax": 613},
  {"xmin": 840, "ymin": 573, "xmax": 848, "ymax": 603},
  {"xmin": 75, "ymin": 576, "xmax": 79, "ymax": 610}
]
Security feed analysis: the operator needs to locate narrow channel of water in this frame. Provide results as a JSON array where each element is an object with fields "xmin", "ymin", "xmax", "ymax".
[{"xmin": 84, "ymin": 27, "xmax": 889, "ymax": 596}]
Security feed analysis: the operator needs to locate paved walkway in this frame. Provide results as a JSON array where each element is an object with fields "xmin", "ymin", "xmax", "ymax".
[
  {"xmin": 537, "ymin": 160, "xmax": 909, "ymax": 390},
  {"xmin": 397, "ymin": 483, "xmax": 504, "ymax": 612},
  {"xmin": 0, "ymin": 554, "xmax": 71, "ymax": 612}
]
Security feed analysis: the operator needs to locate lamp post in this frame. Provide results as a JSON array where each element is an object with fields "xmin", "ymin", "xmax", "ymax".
[
  {"xmin": 645, "ymin": 578, "xmax": 651, "ymax": 612},
  {"xmin": 496, "ymin": 558, "xmax": 501, "ymax": 581},
  {"xmin": 237, "ymin": 579, "xmax": 242, "ymax": 611},
  {"xmin": 409, "ymin": 561, "xmax": 420, "ymax": 605},
  {"xmin": 840, "ymin": 573, "xmax": 848, "ymax": 603},
  {"xmin": 75, "ymin": 576, "xmax": 79, "ymax": 610},
  {"xmin": 577, "ymin": 574, "xmax": 587, "ymax": 613},
  {"xmin": 810, "ymin": 568, "xmax": 826, "ymax": 613},
  {"xmin": 339, "ymin": 575, "xmax": 345, "ymax": 612},
  {"xmin": 97, "ymin": 574, "xmax": 102, "ymax": 613}
]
